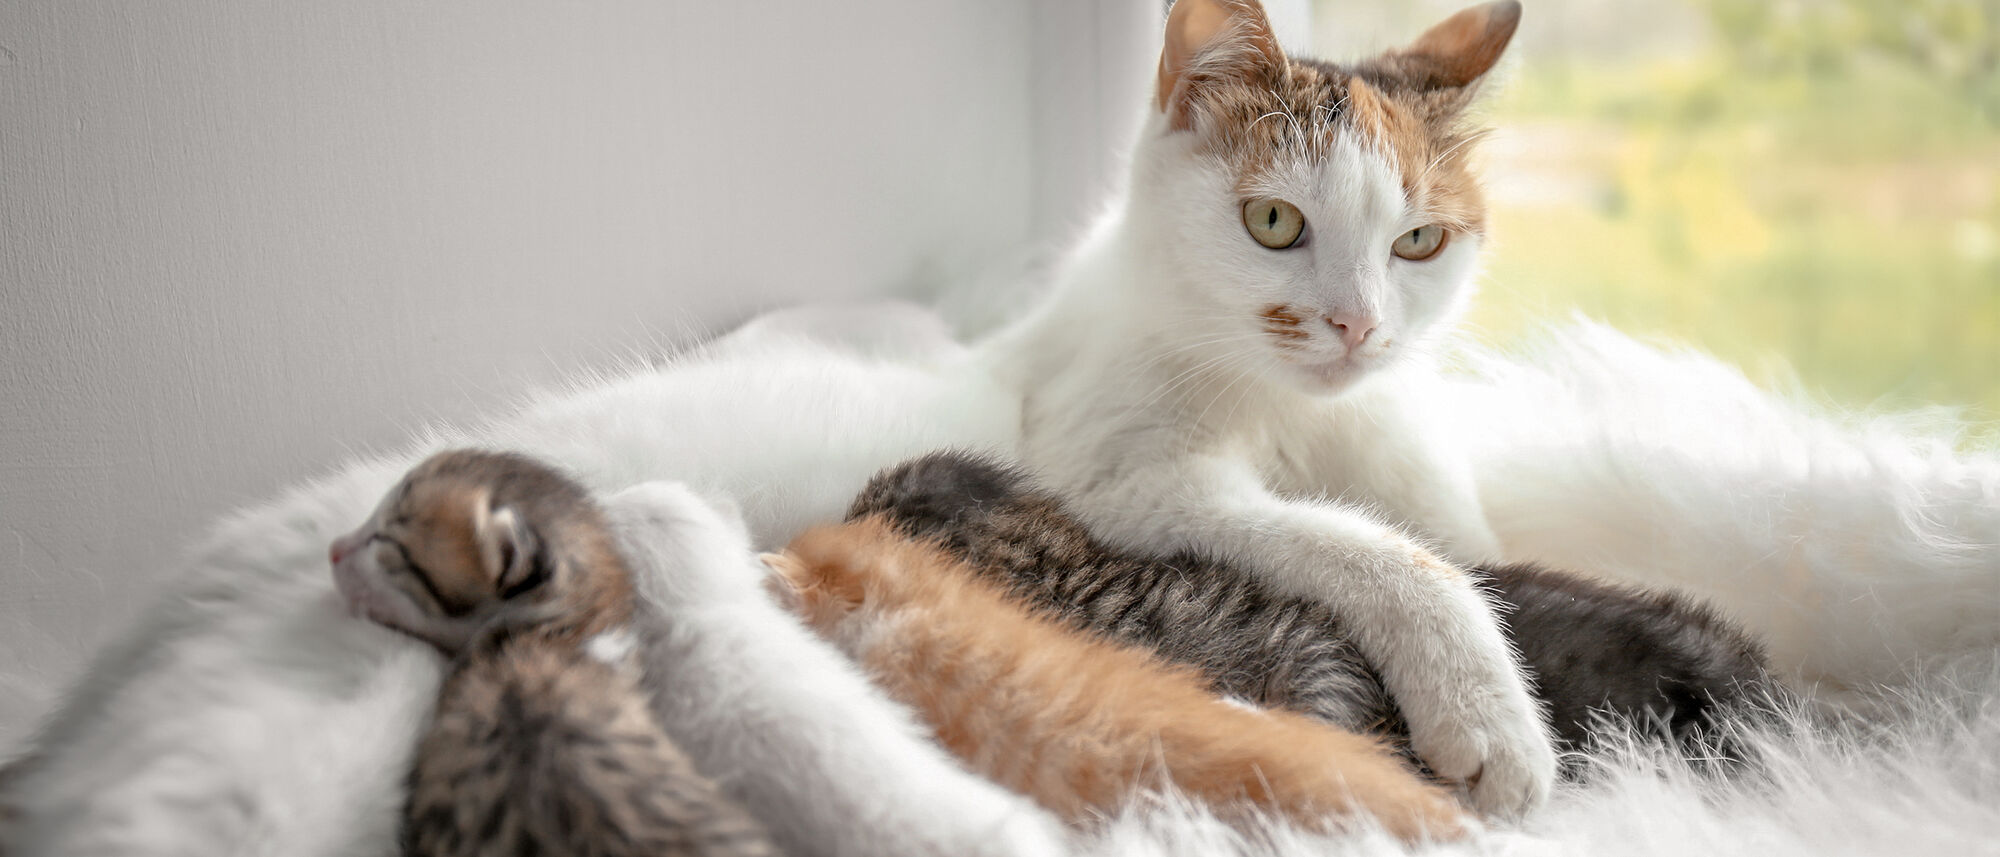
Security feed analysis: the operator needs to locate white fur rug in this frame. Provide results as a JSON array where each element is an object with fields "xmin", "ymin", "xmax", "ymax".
[
  {"xmin": 1086, "ymin": 656, "xmax": 2000, "ymax": 856},
  {"xmin": 2, "ymin": 306, "xmax": 1996, "ymax": 856}
]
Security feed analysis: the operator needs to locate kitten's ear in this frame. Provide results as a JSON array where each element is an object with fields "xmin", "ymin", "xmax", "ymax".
[
  {"xmin": 1157, "ymin": 0, "xmax": 1285, "ymax": 131},
  {"xmin": 1396, "ymin": 0, "xmax": 1521, "ymax": 90},
  {"xmin": 479, "ymin": 505, "xmax": 550, "ymax": 599},
  {"xmin": 759, "ymin": 551, "xmax": 811, "ymax": 610},
  {"xmin": 759, "ymin": 551, "xmax": 809, "ymax": 587}
]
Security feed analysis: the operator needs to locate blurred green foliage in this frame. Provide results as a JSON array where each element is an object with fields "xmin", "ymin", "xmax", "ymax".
[{"xmin": 1461, "ymin": 0, "xmax": 2000, "ymax": 423}]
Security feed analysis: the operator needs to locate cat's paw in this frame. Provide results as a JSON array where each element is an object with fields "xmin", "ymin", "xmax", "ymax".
[
  {"xmin": 1404, "ymin": 669, "xmax": 1556, "ymax": 820},
  {"xmin": 1413, "ymin": 704, "xmax": 1554, "ymax": 819},
  {"xmin": 1395, "ymin": 554, "xmax": 1557, "ymax": 819}
]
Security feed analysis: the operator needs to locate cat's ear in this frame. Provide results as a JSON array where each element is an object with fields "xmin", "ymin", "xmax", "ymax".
[
  {"xmin": 1157, "ymin": 0, "xmax": 1285, "ymax": 131},
  {"xmin": 1394, "ymin": 0, "xmax": 1521, "ymax": 90},
  {"xmin": 479, "ymin": 504, "xmax": 550, "ymax": 599}
]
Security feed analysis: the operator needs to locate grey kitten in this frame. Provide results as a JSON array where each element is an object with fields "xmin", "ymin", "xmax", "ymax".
[
  {"xmin": 330, "ymin": 449, "xmax": 776, "ymax": 857},
  {"xmin": 850, "ymin": 451, "xmax": 1772, "ymax": 762}
]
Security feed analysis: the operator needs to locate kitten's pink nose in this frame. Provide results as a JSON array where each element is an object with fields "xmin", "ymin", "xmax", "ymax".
[
  {"xmin": 329, "ymin": 532, "xmax": 362, "ymax": 566},
  {"xmin": 1324, "ymin": 313, "xmax": 1377, "ymax": 350}
]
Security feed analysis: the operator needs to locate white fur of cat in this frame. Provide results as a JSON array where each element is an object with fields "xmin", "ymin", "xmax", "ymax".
[
  {"xmin": 5, "ymin": 302, "xmax": 1995, "ymax": 855},
  {"xmin": 0, "ymin": 330, "xmax": 1032, "ymax": 856},
  {"xmin": 1451, "ymin": 320, "xmax": 2000, "ymax": 694},
  {"xmin": 976, "ymin": 0, "xmax": 1554, "ymax": 816},
  {"xmin": 603, "ymin": 480, "xmax": 1068, "ymax": 857}
]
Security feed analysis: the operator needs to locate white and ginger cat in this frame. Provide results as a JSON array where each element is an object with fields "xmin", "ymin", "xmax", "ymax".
[{"xmin": 982, "ymin": 0, "xmax": 1556, "ymax": 816}]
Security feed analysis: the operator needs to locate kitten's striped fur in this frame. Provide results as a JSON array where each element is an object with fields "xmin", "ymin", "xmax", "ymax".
[
  {"xmin": 332, "ymin": 450, "xmax": 774, "ymax": 857},
  {"xmin": 850, "ymin": 451, "xmax": 1772, "ymax": 759},
  {"xmin": 405, "ymin": 638, "xmax": 775, "ymax": 857},
  {"xmin": 769, "ymin": 517, "xmax": 1469, "ymax": 842}
]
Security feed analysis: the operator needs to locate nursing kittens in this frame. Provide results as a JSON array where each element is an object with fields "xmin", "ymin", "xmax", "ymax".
[
  {"xmin": 330, "ymin": 449, "xmax": 774, "ymax": 857},
  {"xmin": 851, "ymin": 451, "xmax": 1772, "ymax": 759},
  {"xmin": 768, "ymin": 518, "xmax": 1469, "ymax": 843},
  {"xmin": 601, "ymin": 481, "xmax": 1071, "ymax": 857}
]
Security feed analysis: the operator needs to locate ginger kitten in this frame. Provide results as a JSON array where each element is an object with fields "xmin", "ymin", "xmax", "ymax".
[
  {"xmin": 767, "ymin": 517, "xmax": 1470, "ymax": 843},
  {"xmin": 331, "ymin": 449, "xmax": 774, "ymax": 857}
]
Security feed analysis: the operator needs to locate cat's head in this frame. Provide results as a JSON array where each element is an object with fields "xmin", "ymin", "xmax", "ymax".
[
  {"xmin": 1127, "ymin": 0, "xmax": 1519, "ymax": 393},
  {"xmin": 329, "ymin": 449, "xmax": 619, "ymax": 651}
]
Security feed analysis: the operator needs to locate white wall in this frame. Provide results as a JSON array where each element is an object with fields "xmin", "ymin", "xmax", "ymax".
[{"xmin": 0, "ymin": 0, "xmax": 1158, "ymax": 749}]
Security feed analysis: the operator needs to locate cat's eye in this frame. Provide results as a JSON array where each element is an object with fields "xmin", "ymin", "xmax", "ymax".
[
  {"xmin": 1242, "ymin": 199, "xmax": 1305, "ymax": 249},
  {"xmin": 1391, "ymin": 225, "xmax": 1448, "ymax": 261}
]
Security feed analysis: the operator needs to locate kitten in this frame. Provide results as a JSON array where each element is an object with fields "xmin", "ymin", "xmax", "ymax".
[
  {"xmin": 601, "ymin": 481, "xmax": 1072, "ymax": 857},
  {"xmin": 330, "ymin": 449, "xmax": 776, "ymax": 857},
  {"xmin": 976, "ymin": 0, "xmax": 1557, "ymax": 814},
  {"xmin": 766, "ymin": 517, "xmax": 1471, "ymax": 843},
  {"xmin": 850, "ymin": 450, "xmax": 1773, "ymax": 761}
]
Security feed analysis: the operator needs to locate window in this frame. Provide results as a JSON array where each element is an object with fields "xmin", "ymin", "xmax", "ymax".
[{"xmin": 1315, "ymin": 0, "xmax": 2000, "ymax": 420}]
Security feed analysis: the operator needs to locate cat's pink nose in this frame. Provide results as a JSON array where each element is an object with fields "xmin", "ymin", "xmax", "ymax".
[{"xmin": 1324, "ymin": 313, "xmax": 1377, "ymax": 350}]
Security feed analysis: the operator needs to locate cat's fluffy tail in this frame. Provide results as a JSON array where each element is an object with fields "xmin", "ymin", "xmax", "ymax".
[{"xmin": 1443, "ymin": 319, "xmax": 2000, "ymax": 694}]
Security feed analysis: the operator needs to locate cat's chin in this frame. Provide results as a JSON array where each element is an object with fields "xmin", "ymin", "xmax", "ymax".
[{"xmin": 1280, "ymin": 355, "xmax": 1378, "ymax": 396}]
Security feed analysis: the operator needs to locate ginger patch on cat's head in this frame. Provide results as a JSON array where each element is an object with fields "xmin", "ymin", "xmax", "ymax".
[{"xmin": 1157, "ymin": 0, "xmax": 1519, "ymax": 236}]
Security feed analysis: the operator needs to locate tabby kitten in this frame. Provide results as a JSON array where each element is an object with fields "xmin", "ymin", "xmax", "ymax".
[
  {"xmin": 851, "ymin": 451, "xmax": 1772, "ymax": 760},
  {"xmin": 767, "ymin": 517, "xmax": 1470, "ymax": 843},
  {"xmin": 330, "ymin": 449, "xmax": 775, "ymax": 857}
]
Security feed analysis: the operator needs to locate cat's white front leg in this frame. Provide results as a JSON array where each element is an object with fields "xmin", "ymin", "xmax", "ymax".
[
  {"xmin": 1288, "ymin": 382, "xmax": 1505, "ymax": 564},
  {"xmin": 1084, "ymin": 455, "xmax": 1556, "ymax": 818}
]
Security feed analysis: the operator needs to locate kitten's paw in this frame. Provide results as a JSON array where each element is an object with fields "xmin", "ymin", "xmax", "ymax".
[{"xmin": 1406, "ymin": 686, "xmax": 1556, "ymax": 819}]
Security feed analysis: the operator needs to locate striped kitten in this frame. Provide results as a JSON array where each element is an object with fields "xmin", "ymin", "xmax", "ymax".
[
  {"xmin": 330, "ymin": 449, "xmax": 774, "ymax": 857},
  {"xmin": 767, "ymin": 517, "xmax": 1470, "ymax": 843},
  {"xmin": 850, "ymin": 451, "xmax": 1772, "ymax": 760}
]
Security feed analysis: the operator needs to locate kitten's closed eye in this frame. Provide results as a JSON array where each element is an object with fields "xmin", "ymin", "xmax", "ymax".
[{"xmin": 1242, "ymin": 198, "xmax": 1306, "ymax": 249}]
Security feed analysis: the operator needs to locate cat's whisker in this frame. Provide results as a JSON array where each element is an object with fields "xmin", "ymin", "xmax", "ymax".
[
  {"xmin": 1118, "ymin": 335, "xmax": 1275, "ymax": 419},
  {"xmin": 1118, "ymin": 347, "xmax": 1257, "ymax": 422},
  {"xmin": 1254, "ymin": 95, "xmax": 1307, "ymax": 149},
  {"xmin": 1110, "ymin": 329, "xmax": 1270, "ymax": 386},
  {"xmin": 1416, "ymin": 127, "xmax": 1494, "ymax": 188},
  {"xmin": 1179, "ymin": 346, "xmax": 1268, "ymax": 444},
  {"xmin": 1102, "ymin": 332, "xmax": 1266, "ymax": 397},
  {"xmin": 1319, "ymin": 93, "xmax": 1352, "ymax": 124},
  {"xmin": 1210, "ymin": 351, "xmax": 1284, "ymax": 446}
]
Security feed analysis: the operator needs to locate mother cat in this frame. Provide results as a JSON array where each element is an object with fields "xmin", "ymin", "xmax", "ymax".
[
  {"xmin": 3, "ymin": 0, "xmax": 1856, "ymax": 852},
  {"xmin": 980, "ymin": 0, "xmax": 1556, "ymax": 815}
]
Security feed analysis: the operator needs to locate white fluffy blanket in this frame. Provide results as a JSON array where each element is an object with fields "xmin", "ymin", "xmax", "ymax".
[{"xmin": 2, "ymin": 307, "xmax": 1995, "ymax": 855}]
